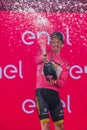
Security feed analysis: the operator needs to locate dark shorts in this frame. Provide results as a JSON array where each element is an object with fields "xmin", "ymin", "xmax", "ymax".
[{"xmin": 36, "ymin": 88, "xmax": 64, "ymax": 124}]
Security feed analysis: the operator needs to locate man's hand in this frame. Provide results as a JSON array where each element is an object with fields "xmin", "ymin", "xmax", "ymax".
[
  {"xmin": 49, "ymin": 79, "xmax": 57, "ymax": 84},
  {"xmin": 41, "ymin": 55, "xmax": 48, "ymax": 63}
]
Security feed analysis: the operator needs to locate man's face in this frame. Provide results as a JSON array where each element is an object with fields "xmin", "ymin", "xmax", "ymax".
[{"xmin": 50, "ymin": 37, "xmax": 63, "ymax": 53}]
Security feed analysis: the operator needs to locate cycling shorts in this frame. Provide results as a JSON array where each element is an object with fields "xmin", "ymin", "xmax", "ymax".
[{"xmin": 36, "ymin": 88, "xmax": 64, "ymax": 124}]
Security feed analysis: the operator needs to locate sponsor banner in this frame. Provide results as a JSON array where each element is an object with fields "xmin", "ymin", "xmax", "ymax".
[{"xmin": 0, "ymin": 12, "xmax": 87, "ymax": 130}]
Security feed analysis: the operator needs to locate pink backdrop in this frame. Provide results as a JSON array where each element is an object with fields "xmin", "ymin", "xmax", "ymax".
[{"xmin": 0, "ymin": 12, "xmax": 87, "ymax": 130}]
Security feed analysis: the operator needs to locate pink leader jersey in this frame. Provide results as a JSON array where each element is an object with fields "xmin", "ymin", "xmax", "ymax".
[{"xmin": 36, "ymin": 49, "xmax": 70, "ymax": 92}]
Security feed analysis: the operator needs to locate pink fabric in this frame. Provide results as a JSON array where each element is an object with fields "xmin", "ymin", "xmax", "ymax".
[{"xmin": 35, "ymin": 49, "xmax": 70, "ymax": 92}]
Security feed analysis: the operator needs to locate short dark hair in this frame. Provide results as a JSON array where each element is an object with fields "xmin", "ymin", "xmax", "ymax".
[{"xmin": 50, "ymin": 32, "xmax": 64, "ymax": 43}]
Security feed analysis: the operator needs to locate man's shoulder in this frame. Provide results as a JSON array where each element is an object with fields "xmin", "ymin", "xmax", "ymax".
[{"xmin": 59, "ymin": 55, "xmax": 70, "ymax": 68}]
